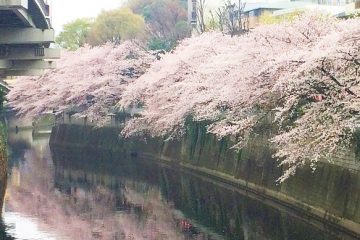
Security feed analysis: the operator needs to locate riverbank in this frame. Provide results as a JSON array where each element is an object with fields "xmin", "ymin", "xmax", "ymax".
[{"xmin": 50, "ymin": 123, "xmax": 360, "ymax": 238}]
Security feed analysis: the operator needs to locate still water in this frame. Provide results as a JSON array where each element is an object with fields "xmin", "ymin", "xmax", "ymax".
[{"xmin": 0, "ymin": 129, "xmax": 355, "ymax": 240}]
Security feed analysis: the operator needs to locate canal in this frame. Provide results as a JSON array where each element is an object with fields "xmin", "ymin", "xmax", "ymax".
[{"xmin": 0, "ymin": 127, "xmax": 358, "ymax": 240}]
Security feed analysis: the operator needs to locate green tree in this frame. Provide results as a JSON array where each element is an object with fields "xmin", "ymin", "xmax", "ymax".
[
  {"xmin": 147, "ymin": 37, "xmax": 174, "ymax": 51},
  {"xmin": 56, "ymin": 18, "xmax": 92, "ymax": 51},
  {"xmin": 175, "ymin": 20, "xmax": 191, "ymax": 39},
  {"xmin": 87, "ymin": 7, "xmax": 145, "ymax": 45},
  {"xmin": 128, "ymin": 0, "xmax": 190, "ymax": 51}
]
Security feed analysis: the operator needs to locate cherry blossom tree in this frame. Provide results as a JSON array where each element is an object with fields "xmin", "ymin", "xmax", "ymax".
[
  {"xmin": 118, "ymin": 14, "xmax": 360, "ymax": 181},
  {"xmin": 8, "ymin": 42, "xmax": 155, "ymax": 125},
  {"xmin": 8, "ymin": 13, "xmax": 360, "ymax": 181}
]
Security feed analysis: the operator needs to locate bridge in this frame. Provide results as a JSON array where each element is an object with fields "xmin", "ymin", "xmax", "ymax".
[{"xmin": 0, "ymin": 0, "xmax": 59, "ymax": 83}]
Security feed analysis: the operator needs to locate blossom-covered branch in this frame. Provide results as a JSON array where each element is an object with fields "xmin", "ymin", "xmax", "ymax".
[
  {"xmin": 8, "ymin": 42, "xmax": 156, "ymax": 125},
  {"xmin": 119, "ymin": 14, "xmax": 360, "ymax": 181},
  {"xmin": 8, "ymin": 14, "xmax": 360, "ymax": 181}
]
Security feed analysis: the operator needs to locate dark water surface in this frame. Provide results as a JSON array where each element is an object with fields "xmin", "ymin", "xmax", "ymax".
[{"xmin": 0, "ymin": 129, "xmax": 356, "ymax": 240}]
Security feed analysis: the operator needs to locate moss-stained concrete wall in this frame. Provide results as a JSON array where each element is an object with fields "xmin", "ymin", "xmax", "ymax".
[{"xmin": 50, "ymin": 123, "xmax": 360, "ymax": 237}]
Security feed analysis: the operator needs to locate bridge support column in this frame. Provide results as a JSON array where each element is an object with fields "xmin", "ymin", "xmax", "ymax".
[{"xmin": 0, "ymin": 0, "xmax": 58, "ymax": 78}]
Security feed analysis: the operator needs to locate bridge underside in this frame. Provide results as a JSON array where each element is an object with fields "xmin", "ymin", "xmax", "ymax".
[
  {"xmin": 0, "ymin": 10, "xmax": 26, "ymax": 28},
  {"xmin": 0, "ymin": 0, "xmax": 59, "ymax": 83}
]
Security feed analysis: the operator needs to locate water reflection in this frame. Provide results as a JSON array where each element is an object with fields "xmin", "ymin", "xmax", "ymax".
[{"xmin": 1, "ymin": 129, "xmax": 356, "ymax": 240}]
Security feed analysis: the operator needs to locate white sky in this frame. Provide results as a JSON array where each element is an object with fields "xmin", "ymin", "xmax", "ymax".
[
  {"xmin": 51, "ymin": 0, "xmax": 125, "ymax": 34},
  {"xmin": 50, "ymin": 0, "xmax": 281, "ymax": 34}
]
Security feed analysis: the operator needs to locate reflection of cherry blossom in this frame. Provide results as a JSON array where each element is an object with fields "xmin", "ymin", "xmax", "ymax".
[
  {"xmin": 5, "ymin": 138, "xmax": 191, "ymax": 240},
  {"xmin": 116, "ymin": 187, "xmax": 184, "ymax": 240}
]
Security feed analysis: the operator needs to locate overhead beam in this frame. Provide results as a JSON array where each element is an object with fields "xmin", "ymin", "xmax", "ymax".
[
  {"xmin": 33, "ymin": 0, "xmax": 49, "ymax": 17},
  {"xmin": 0, "ymin": 28, "xmax": 55, "ymax": 44},
  {"xmin": 0, "ymin": 60, "xmax": 12, "ymax": 69},
  {"xmin": 1, "ymin": 47, "xmax": 60, "ymax": 60},
  {"xmin": 13, "ymin": 8, "xmax": 35, "ymax": 27},
  {"xmin": 0, "ymin": 0, "xmax": 28, "ymax": 9},
  {"xmin": 0, "ymin": 59, "xmax": 56, "ymax": 69},
  {"xmin": 30, "ymin": 0, "xmax": 51, "ymax": 29},
  {"xmin": 12, "ymin": 59, "xmax": 56, "ymax": 69}
]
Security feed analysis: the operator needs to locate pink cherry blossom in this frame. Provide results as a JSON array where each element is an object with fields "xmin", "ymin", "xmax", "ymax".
[
  {"xmin": 119, "ymin": 14, "xmax": 360, "ymax": 181},
  {"xmin": 8, "ymin": 42, "xmax": 156, "ymax": 125},
  {"xmin": 8, "ymin": 13, "xmax": 360, "ymax": 181}
]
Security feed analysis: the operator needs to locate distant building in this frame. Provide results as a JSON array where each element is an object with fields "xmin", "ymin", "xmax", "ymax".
[
  {"xmin": 188, "ymin": 0, "xmax": 359, "ymax": 29},
  {"xmin": 243, "ymin": 3, "xmax": 284, "ymax": 27},
  {"xmin": 244, "ymin": 0, "xmax": 360, "ymax": 27}
]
